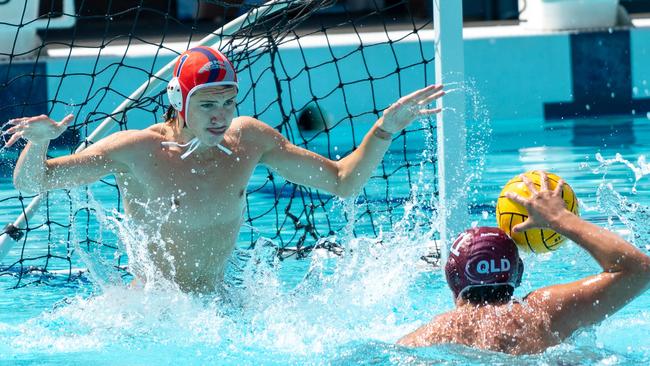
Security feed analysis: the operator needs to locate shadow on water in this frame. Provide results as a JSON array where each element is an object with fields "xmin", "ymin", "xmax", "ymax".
[{"xmin": 570, "ymin": 118, "xmax": 635, "ymax": 148}]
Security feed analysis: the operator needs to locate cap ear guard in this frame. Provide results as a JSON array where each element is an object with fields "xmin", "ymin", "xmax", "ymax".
[
  {"xmin": 167, "ymin": 77, "xmax": 183, "ymax": 111},
  {"xmin": 514, "ymin": 257, "xmax": 524, "ymax": 287}
]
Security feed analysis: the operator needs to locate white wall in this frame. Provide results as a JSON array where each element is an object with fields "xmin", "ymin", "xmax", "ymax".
[{"xmin": 40, "ymin": 23, "xmax": 650, "ymax": 133}]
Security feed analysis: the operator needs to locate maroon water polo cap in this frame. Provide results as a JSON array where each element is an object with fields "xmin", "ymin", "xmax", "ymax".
[{"xmin": 444, "ymin": 227, "xmax": 523, "ymax": 300}]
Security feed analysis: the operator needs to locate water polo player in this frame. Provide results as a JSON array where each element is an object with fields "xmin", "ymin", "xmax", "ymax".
[
  {"xmin": 8, "ymin": 46, "xmax": 445, "ymax": 293},
  {"xmin": 399, "ymin": 172, "xmax": 650, "ymax": 355}
]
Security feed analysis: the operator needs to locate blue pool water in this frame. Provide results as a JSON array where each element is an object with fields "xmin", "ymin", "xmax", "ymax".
[{"xmin": 1, "ymin": 114, "xmax": 650, "ymax": 365}]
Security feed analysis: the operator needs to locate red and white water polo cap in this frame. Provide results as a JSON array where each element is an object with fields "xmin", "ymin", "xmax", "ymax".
[
  {"xmin": 444, "ymin": 227, "xmax": 523, "ymax": 300},
  {"xmin": 166, "ymin": 46, "xmax": 238, "ymax": 124}
]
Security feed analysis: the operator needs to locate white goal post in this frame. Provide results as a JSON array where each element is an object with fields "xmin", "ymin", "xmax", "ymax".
[{"xmin": 433, "ymin": 0, "xmax": 468, "ymax": 256}]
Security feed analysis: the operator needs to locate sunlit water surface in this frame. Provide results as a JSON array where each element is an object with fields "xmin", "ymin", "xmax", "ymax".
[{"xmin": 1, "ymin": 115, "xmax": 650, "ymax": 365}]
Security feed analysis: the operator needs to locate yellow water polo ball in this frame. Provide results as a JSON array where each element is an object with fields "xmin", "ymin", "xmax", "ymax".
[{"xmin": 496, "ymin": 171, "xmax": 579, "ymax": 253}]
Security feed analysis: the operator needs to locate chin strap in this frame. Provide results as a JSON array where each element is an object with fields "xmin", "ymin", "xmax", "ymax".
[
  {"xmin": 161, "ymin": 137, "xmax": 233, "ymax": 159},
  {"xmin": 161, "ymin": 137, "xmax": 201, "ymax": 160}
]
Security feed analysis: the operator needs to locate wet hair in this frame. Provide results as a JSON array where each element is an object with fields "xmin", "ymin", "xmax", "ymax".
[
  {"xmin": 164, "ymin": 106, "xmax": 176, "ymax": 123},
  {"xmin": 461, "ymin": 284, "xmax": 514, "ymax": 305}
]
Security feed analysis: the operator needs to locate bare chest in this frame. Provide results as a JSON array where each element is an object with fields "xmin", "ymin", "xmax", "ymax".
[{"xmin": 119, "ymin": 148, "xmax": 258, "ymax": 227}]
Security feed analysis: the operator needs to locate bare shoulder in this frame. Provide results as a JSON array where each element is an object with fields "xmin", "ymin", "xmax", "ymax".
[
  {"xmin": 231, "ymin": 116, "xmax": 284, "ymax": 149},
  {"xmin": 143, "ymin": 122, "xmax": 170, "ymax": 136},
  {"xmin": 234, "ymin": 116, "xmax": 278, "ymax": 135},
  {"xmin": 522, "ymin": 288, "xmax": 550, "ymax": 309},
  {"xmin": 398, "ymin": 313, "xmax": 450, "ymax": 347},
  {"xmin": 522, "ymin": 283, "xmax": 568, "ymax": 316},
  {"xmin": 106, "ymin": 124, "xmax": 165, "ymax": 145},
  {"xmin": 87, "ymin": 125, "xmax": 165, "ymax": 159}
]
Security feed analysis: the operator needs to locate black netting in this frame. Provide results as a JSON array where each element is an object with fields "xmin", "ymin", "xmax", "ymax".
[{"xmin": 0, "ymin": 0, "xmax": 439, "ymax": 288}]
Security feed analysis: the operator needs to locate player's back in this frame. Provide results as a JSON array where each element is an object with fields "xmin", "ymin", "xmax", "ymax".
[{"xmin": 398, "ymin": 302, "xmax": 561, "ymax": 355}]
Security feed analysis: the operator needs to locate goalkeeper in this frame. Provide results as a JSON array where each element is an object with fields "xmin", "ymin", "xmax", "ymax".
[{"xmin": 7, "ymin": 46, "xmax": 444, "ymax": 293}]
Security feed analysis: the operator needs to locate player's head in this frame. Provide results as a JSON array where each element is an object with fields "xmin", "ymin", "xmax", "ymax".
[
  {"xmin": 166, "ymin": 46, "xmax": 238, "ymax": 130},
  {"xmin": 444, "ymin": 227, "xmax": 523, "ymax": 305}
]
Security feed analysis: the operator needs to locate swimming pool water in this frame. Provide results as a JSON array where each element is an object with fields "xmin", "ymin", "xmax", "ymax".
[{"xmin": 1, "ymin": 115, "xmax": 650, "ymax": 365}]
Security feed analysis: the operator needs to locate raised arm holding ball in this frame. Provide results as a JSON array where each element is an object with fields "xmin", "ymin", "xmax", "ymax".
[{"xmin": 398, "ymin": 171, "xmax": 650, "ymax": 355}]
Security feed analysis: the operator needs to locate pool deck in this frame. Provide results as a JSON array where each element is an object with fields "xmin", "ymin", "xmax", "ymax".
[
  {"xmin": 37, "ymin": 12, "xmax": 650, "ymax": 50},
  {"xmin": 10, "ymin": 12, "xmax": 650, "ymax": 124}
]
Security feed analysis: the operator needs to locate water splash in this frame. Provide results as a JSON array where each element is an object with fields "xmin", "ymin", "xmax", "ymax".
[
  {"xmin": 464, "ymin": 77, "xmax": 492, "ymax": 203},
  {"xmin": 590, "ymin": 152, "xmax": 650, "ymax": 250},
  {"xmin": 1, "ymin": 78, "xmax": 493, "ymax": 361},
  {"xmin": 0, "ymin": 119, "xmax": 16, "ymax": 155},
  {"xmin": 597, "ymin": 183, "xmax": 650, "ymax": 250},
  {"xmin": 69, "ymin": 189, "xmax": 183, "ymax": 292},
  {"xmin": 9, "ymin": 287, "xmax": 233, "ymax": 354},
  {"xmin": 594, "ymin": 153, "xmax": 650, "ymax": 193}
]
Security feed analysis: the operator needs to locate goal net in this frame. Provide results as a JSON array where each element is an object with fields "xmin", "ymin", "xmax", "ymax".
[{"xmin": 0, "ymin": 0, "xmax": 440, "ymax": 288}]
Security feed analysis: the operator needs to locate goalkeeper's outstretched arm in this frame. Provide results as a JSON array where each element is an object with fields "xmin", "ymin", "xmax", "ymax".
[
  {"xmin": 9, "ymin": 115, "xmax": 132, "ymax": 194},
  {"xmin": 259, "ymin": 84, "xmax": 444, "ymax": 198}
]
